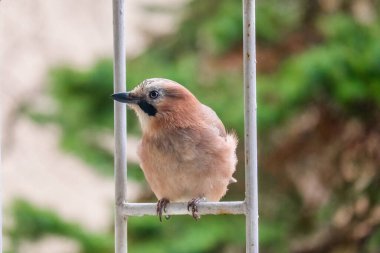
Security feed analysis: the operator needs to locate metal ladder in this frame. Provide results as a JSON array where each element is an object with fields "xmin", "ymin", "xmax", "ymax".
[{"xmin": 112, "ymin": 0, "xmax": 258, "ymax": 252}]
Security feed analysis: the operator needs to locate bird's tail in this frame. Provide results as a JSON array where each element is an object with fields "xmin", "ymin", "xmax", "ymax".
[
  {"xmin": 226, "ymin": 131, "xmax": 238, "ymax": 183},
  {"xmin": 229, "ymin": 177, "xmax": 238, "ymax": 184}
]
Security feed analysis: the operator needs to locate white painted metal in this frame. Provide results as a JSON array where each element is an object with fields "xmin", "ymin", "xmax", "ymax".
[
  {"xmin": 0, "ymin": 118, "xmax": 3, "ymax": 253},
  {"xmin": 122, "ymin": 201, "xmax": 246, "ymax": 216},
  {"xmin": 113, "ymin": 0, "xmax": 127, "ymax": 252},
  {"xmin": 243, "ymin": 0, "xmax": 259, "ymax": 252}
]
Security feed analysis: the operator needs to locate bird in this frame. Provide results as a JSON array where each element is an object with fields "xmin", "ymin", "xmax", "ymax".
[{"xmin": 112, "ymin": 78, "xmax": 238, "ymax": 221}]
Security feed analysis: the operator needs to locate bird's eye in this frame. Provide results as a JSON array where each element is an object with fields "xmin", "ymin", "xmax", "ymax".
[{"xmin": 149, "ymin": 90, "xmax": 159, "ymax": 99}]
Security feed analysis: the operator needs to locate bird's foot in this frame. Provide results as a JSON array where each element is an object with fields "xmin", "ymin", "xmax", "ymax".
[
  {"xmin": 187, "ymin": 197, "xmax": 205, "ymax": 220},
  {"xmin": 156, "ymin": 198, "xmax": 170, "ymax": 222}
]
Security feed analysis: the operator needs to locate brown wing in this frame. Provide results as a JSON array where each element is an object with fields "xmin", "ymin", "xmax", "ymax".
[{"xmin": 201, "ymin": 104, "xmax": 227, "ymax": 138}]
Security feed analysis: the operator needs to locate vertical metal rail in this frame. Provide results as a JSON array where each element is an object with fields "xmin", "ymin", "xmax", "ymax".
[
  {"xmin": 0, "ymin": 124, "xmax": 2, "ymax": 253},
  {"xmin": 113, "ymin": 0, "xmax": 127, "ymax": 252},
  {"xmin": 243, "ymin": 0, "xmax": 259, "ymax": 253}
]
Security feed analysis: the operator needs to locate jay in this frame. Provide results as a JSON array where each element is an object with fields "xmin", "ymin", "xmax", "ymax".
[{"xmin": 112, "ymin": 78, "xmax": 237, "ymax": 220}]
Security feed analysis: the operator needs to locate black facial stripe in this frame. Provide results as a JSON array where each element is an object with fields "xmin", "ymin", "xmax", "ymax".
[{"xmin": 138, "ymin": 100, "xmax": 157, "ymax": 116}]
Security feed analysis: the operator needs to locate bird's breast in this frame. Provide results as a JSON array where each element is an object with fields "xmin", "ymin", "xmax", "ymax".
[
  {"xmin": 138, "ymin": 131, "xmax": 198, "ymax": 168},
  {"xmin": 137, "ymin": 127, "xmax": 238, "ymax": 201}
]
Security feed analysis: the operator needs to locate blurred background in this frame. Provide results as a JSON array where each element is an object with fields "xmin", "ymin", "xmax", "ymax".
[{"xmin": 1, "ymin": 0, "xmax": 380, "ymax": 252}]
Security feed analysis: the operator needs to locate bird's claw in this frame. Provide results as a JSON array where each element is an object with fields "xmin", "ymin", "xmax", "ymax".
[
  {"xmin": 187, "ymin": 197, "xmax": 204, "ymax": 220},
  {"xmin": 156, "ymin": 198, "xmax": 170, "ymax": 222}
]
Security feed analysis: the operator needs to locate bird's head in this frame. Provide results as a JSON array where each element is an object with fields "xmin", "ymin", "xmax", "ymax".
[{"xmin": 112, "ymin": 78, "xmax": 201, "ymax": 133}]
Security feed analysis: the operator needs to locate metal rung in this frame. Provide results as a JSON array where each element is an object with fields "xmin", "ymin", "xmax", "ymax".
[{"xmin": 121, "ymin": 201, "xmax": 246, "ymax": 217}]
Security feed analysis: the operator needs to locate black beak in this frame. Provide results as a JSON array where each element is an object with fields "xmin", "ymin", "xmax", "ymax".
[{"xmin": 111, "ymin": 92, "xmax": 141, "ymax": 104}]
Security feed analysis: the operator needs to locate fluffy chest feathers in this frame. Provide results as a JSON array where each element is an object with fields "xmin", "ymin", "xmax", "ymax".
[
  {"xmin": 137, "ymin": 122, "xmax": 238, "ymax": 202},
  {"xmin": 139, "ymin": 127, "xmax": 205, "ymax": 166}
]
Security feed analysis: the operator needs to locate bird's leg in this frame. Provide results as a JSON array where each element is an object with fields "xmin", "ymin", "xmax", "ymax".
[
  {"xmin": 187, "ymin": 197, "xmax": 206, "ymax": 220},
  {"xmin": 156, "ymin": 198, "xmax": 170, "ymax": 222}
]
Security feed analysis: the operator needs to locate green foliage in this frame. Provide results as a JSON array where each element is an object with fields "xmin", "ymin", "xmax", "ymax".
[
  {"xmin": 7, "ymin": 200, "xmax": 113, "ymax": 253},
  {"xmin": 47, "ymin": 60, "xmax": 115, "ymax": 175},
  {"xmin": 196, "ymin": 0, "xmax": 242, "ymax": 55},
  {"xmin": 256, "ymin": 0, "xmax": 302, "ymax": 43},
  {"xmin": 364, "ymin": 228, "xmax": 380, "ymax": 253},
  {"xmin": 128, "ymin": 163, "xmax": 145, "ymax": 181},
  {"xmin": 50, "ymin": 60, "xmax": 114, "ymax": 130},
  {"xmin": 128, "ymin": 215, "xmax": 245, "ymax": 253},
  {"xmin": 148, "ymin": 0, "xmax": 302, "ymax": 58},
  {"xmin": 46, "ymin": 60, "xmax": 142, "ymax": 176},
  {"xmin": 258, "ymin": 14, "xmax": 380, "ymax": 129}
]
